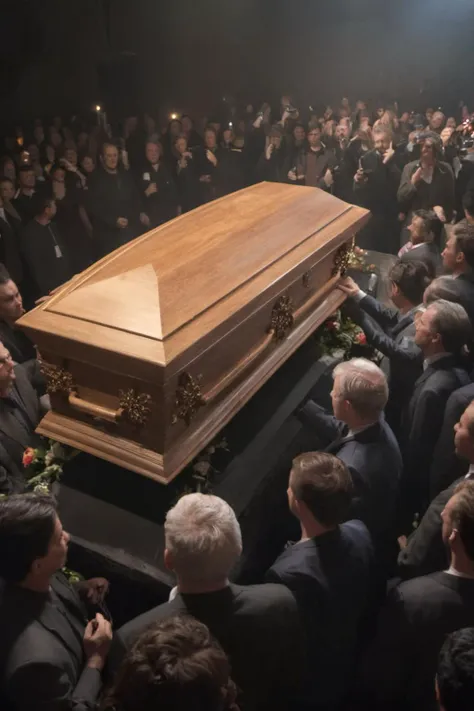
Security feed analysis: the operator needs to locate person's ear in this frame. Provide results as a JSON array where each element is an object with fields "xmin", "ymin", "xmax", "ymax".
[{"xmin": 164, "ymin": 548, "xmax": 174, "ymax": 572}]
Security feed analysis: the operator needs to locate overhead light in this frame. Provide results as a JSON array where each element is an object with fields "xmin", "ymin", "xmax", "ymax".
[
  {"xmin": 95, "ymin": 105, "xmax": 101, "ymax": 112},
  {"xmin": 170, "ymin": 112, "xmax": 178, "ymax": 120}
]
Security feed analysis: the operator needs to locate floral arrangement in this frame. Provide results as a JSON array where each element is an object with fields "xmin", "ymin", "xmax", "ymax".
[
  {"xmin": 314, "ymin": 310, "xmax": 371, "ymax": 360},
  {"xmin": 348, "ymin": 246, "xmax": 377, "ymax": 274},
  {"xmin": 22, "ymin": 440, "xmax": 79, "ymax": 494}
]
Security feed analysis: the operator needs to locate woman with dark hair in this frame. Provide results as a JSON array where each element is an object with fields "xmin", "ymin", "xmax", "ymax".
[
  {"xmin": 103, "ymin": 616, "xmax": 239, "ymax": 711},
  {"xmin": 48, "ymin": 163, "xmax": 94, "ymax": 271},
  {"xmin": 398, "ymin": 131, "xmax": 455, "ymax": 230}
]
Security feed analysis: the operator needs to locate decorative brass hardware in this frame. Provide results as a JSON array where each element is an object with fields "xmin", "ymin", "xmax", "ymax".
[
  {"xmin": 302, "ymin": 271, "xmax": 311, "ymax": 289},
  {"xmin": 269, "ymin": 295, "xmax": 294, "ymax": 341},
  {"xmin": 119, "ymin": 389, "xmax": 152, "ymax": 426},
  {"xmin": 41, "ymin": 362, "xmax": 75, "ymax": 395},
  {"xmin": 331, "ymin": 237, "xmax": 356, "ymax": 277},
  {"xmin": 172, "ymin": 373, "xmax": 205, "ymax": 426}
]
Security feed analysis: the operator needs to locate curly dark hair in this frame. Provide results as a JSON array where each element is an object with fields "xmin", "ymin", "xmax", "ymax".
[{"xmin": 102, "ymin": 615, "xmax": 239, "ymax": 711}]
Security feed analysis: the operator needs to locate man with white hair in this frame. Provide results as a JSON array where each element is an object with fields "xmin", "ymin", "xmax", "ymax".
[
  {"xmin": 402, "ymin": 299, "xmax": 472, "ymax": 520},
  {"xmin": 110, "ymin": 493, "xmax": 303, "ymax": 711},
  {"xmin": 297, "ymin": 358, "xmax": 402, "ymax": 559}
]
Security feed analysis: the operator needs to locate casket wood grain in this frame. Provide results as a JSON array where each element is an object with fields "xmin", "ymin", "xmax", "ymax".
[{"xmin": 18, "ymin": 182, "xmax": 369, "ymax": 483}]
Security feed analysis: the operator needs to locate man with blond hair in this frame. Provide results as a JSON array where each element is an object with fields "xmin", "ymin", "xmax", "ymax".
[
  {"xmin": 110, "ymin": 493, "xmax": 303, "ymax": 711},
  {"xmin": 296, "ymin": 358, "xmax": 402, "ymax": 559}
]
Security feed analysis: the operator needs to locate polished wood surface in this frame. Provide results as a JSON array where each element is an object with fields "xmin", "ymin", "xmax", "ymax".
[{"xmin": 19, "ymin": 183, "xmax": 370, "ymax": 483}]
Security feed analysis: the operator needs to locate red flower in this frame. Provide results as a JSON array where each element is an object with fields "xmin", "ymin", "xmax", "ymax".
[
  {"xmin": 355, "ymin": 332, "xmax": 367, "ymax": 345},
  {"xmin": 22, "ymin": 447, "xmax": 35, "ymax": 468}
]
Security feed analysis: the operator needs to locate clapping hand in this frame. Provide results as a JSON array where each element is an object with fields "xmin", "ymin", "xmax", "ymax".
[
  {"xmin": 383, "ymin": 142, "xmax": 395, "ymax": 164},
  {"xmin": 206, "ymin": 150, "xmax": 218, "ymax": 167}
]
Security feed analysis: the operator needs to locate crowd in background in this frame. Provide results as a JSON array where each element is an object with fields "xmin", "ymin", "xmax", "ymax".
[{"xmin": 1, "ymin": 96, "xmax": 474, "ymax": 711}]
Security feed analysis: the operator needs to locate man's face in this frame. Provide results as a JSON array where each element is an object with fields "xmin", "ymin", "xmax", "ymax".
[
  {"xmin": 414, "ymin": 306, "xmax": 437, "ymax": 351},
  {"xmin": 81, "ymin": 156, "xmax": 95, "ymax": 173},
  {"xmin": 145, "ymin": 143, "xmax": 160, "ymax": 164},
  {"xmin": 426, "ymin": 109, "xmax": 434, "ymax": 122},
  {"xmin": 35, "ymin": 516, "xmax": 70, "ymax": 579},
  {"xmin": 376, "ymin": 108, "xmax": 384, "ymax": 118},
  {"xmin": 222, "ymin": 128, "xmax": 233, "ymax": 144},
  {"xmin": 20, "ymin": 171, "xmax": 35, "ymax": 189},
  {"xmin": 454, "ymin": 406, "xmax": 474, "ymax": 460},
  {"xmin": 204, "ymin": 131, "xmax": 217, "ymax": 149},
  {"xmin": 374, "ymin": 132, "xmax": 391, "ymax": 153},
  {"xmin": 0, "ymin": 280, "xmax": 23, "ymax": 322},
  {"xmin": 64, "ymin": 148, "xmax": 77, "ymax": 166},
  {"xmin": 294, "ymin": 126, "xmax": 305, "ymax": 143},
  {"xmin": 0, "ymin": 180, "xmax": 15, "ymax": 202},
  {"xmin": 421, "ymin": 139, "xmax": 435, "ymax": 161},
  {"xmin": 103, "ymin": 145, "xmax": 119, "ymax": 171},
  {"xmin": 0, "ymin": 343, "xmax": 15, "ymax": 395},
  {"xmin": 408, "ymin": 215, "xmax": 425, "ymax": 243},
  {"xmin": 2, "ymin": 161, "xmax": 15, "ymax": 181},
  {"xmin": 430, "ymin": 112, "xmax": 445, "ymax": 131},
  {"xmin": 52, "ymin": 168, "xmax": 65, "ymax": 183},
  {"xmin": 442, "ymin": 234, "xmax": 461, "ymax": 273},
  {"xmin": 175, "ymin": 137, "xmax": 187, "ymax": 155},
  {"xmin": 447, "ymin": 117, "xmax": 457, "ymax": 129},
  {"xmin": 270, "ymin": 135, "xmax": 282, "ymax": 149},
  {"xmin": 308, "ymin": 128, "xmax": 322, "ymax": 148},
  {"xmin": 338, "ymin": 122, "xmax": 351, "ymax": 139}
]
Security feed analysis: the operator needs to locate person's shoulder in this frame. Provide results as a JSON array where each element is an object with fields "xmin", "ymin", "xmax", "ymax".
[
  {"xmin": 341, "ymin": 519, "xmax": 372, "ymax": 546},
  {"xmin": 396, "ymin": 571, "xmax": 452, "ymax": 603},
  {"xmin": 231, "ymin": 582, "xmax": 297, "ymax": 613},
  {"xmin": 115, "ymin": 599, "xmax": 178, "ymax": 647}
]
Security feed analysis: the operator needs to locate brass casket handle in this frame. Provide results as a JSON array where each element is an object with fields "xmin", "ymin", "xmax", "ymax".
[{"xmin": 68, "ymin": 393, "xmax": 124, "ymax": 423}]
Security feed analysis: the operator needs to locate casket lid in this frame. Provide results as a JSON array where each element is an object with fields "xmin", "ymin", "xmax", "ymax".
[{"xmin": 19, "ymin": 182, "xmax": 368, "ymax": 368}]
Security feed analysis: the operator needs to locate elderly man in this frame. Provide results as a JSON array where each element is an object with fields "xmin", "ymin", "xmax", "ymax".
[
  {"xmin": 110, "ymin": 493, "xmax": 303, "ymax": 711},
  {"xmin": 296, "ymin": 358, "xmax": 402, "ymax": 558},
  {"xmin": 0, "ymin": 495, "xmax": 112, "ymax": 711},
  {"xmin": 267, "ymin": 452, "xmax": 374, "ymax": 711},
  {"xmin": 361, "ymin": 480, "xmax": 474, "ymax": 711},
  {"xmin": 402, "ymin": 300, "xmax": 472, "ymax": 519}
]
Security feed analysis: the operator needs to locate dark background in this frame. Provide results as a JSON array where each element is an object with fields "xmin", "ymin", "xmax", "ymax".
[{"xmin": 1, "ymin": 0, "xmax": 474, "ymax": 123}]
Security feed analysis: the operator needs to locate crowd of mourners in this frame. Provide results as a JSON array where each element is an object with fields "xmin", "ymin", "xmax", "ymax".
[{"xmin": 1, "ymin": 96, "xmax": 474, "ymax": 711}]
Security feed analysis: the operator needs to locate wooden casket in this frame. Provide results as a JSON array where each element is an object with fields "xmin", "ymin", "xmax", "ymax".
[{"xmin": 18, "ymin": 182, "xmax": 369, "ymax": 484}]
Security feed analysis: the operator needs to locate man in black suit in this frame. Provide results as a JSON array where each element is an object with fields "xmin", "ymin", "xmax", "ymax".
[
  {"xmin": 266, "ymin": 452, "xmax": 374, "ymax": 711},
  {"xmin": 0, "ymin": 339, "xmax": 45, "ymax": 493},
  {"xmin": 0, "ymin": 494, "xmax": 112, "ymax": 711},
  {"xmin": 0, "ymin": 266, "xmax": 36, "ymax": 365},
  {"xmin": 0, "ymin": 190, "xmax": 24, "ymax": 290},
  {"xmin": 430, "ymin": 382, "xmax": 474, "ymax": 499},
  {"xmin": 441, "ymin": 223, "xmax": 474, "ymax": 325},
  {"xmin": 360, "ymin": 479, "xmax": 474, "ymax": 711},
  {"xmin": 398, "ymin": 209, "xmax": 441, "ymax": 278},
  {"xmin": 297, "ymin": 358, "xmax": 402, "ymax": 560},
  {"xmin": 401, "ymin": 299, "xmax": 472, "ymax": 520},
  {"xmin": 338, "ymin": 262, "xmax": 429, "ymax": 436},
  {"xmin": 12, "ymin": 166, "xmax": 37, "ymax": 223},
  {"xmin": 110, "ymin": 493, "xmax": 303, "ymax": 711},
  {"xmin": 398, "ymin": 400, "xmax": 474, "ymax": 580}
]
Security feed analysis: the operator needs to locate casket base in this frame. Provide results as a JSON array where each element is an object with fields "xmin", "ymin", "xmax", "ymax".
[{"xmin": 37, "ymin": 288, "xmax": 346, "ymax": 484}]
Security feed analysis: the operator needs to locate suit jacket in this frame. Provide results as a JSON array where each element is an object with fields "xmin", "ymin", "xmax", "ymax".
[
  {"xmin": 449, "ymin": 272, "xmax": 474, "ymax": 327},
  {"xmin": 0, "ymin": 211, "xmax": 24, "ymax": 286},
  {"xmin": 110, "ymin": 583, "xmax": 304, "ymax": 711},
  {"xmin": 351, "ymin": 295, "xmax": 423, "ymax": 435},
  {"xmin": 0, "ymin": 573, "xmax": 102, "ymax": 711},
  {"xmin": 397, "ymin": 478, "xmax": 463, "ymax": 580},
  {"xmin": 399, "ymin": 241, "xmax": 441, "ymax": 278},
  {"xmin": 402, "ymin": 355, "xmax": 470, "ymax": 513},
  {"xmin": 266, "ymin": 520, "xmax": 374, "ymax": 707},
  {"xmin": 0, "ymin": 363, "xmax": 42, "ymax": 493},
  {"xmin": 361, "ymin": 572, "xmax": 474, "ymax": 711},
  {"xmin": 297, "ymin": 403, "xmax": 402, "ymax": 548},
  {"xmin": 429, "ymin": 383, "xmax": 474, "ymax": 499}
]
